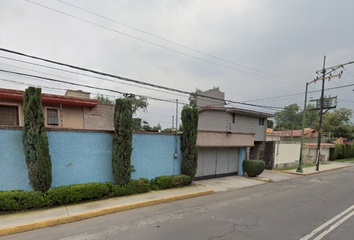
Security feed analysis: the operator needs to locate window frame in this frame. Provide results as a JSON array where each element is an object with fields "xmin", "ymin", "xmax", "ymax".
[
  {"xmin": 44, "ymin": 106, "xmax": 61, "ymax": 127},
  {"xmin": 0, "ymin": 101, "xmax": 22, "ymax": 126}
]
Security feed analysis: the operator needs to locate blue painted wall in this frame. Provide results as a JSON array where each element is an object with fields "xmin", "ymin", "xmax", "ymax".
[
  {"xmin": 238, "ymin": 147, "xmax": 246, "ymax": 176},
  {"xmin": 0, "ymin": 129, "xmax": 182, "ymax": 191},
  {"xmin": 0, "ymin": 129, "xmax": 32, "ymax": 191}
]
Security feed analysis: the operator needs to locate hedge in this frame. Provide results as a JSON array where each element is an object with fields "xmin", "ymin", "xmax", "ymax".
[
  {"xmin": 0, "ymin": 175, "xmax": 191, "ymax": 212},
  {"xmin": 242, "ymin": 160, "xmax": 266, "ymax": 177}
]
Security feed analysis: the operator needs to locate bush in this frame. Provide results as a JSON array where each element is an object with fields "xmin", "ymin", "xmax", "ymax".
[
  {"xmin": 0, "ymin": 190, "xmax": 43, "ymax": 211},
  {"xmin": 333, "ymin": 144, "xmax": 354, "ymax": 160},
  {"xmin": 0, "ymin": 175, "xmax": 191, "ymax": 212},
  {"xmin": 242, "ymin": 160, "xmax": 266, "ymax": 177},
  {"xmin": 151, "ymin": 175, "xmax": 192, "ymax": 190}
]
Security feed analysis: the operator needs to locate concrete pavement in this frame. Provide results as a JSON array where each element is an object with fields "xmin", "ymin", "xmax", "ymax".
[{"xmin": 0, "ymin": 161, "xmax": 350, "ymax": 237}]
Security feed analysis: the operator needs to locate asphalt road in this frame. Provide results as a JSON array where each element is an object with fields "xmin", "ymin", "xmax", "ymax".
[{"xmin": 1, "ymin": 166, "xmax": 354, "ymax": 240}]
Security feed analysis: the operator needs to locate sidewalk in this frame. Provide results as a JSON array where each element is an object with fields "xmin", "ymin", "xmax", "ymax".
[{"xmin": 0, "ymin": 162, "xmax": 351, "ymax": 237}]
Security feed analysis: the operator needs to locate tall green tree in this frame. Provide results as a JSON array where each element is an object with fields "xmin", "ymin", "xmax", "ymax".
[
  {"xmin": 275, "ymin": 104, "xmax": 302, "ymax": 130},
  {"xmin": 22, "ymin": 87, "xmax": 52, "ymax": 192},
  {"xmin": 112, "ymin": 98, "xmax": 134, "ymax": 186},
  {"xmin": 181, "ymin": 107, "xmax": 199, "ymax": 180},
  {"xmin": 322, "ymin": 108, "xmax": 354, "ymax": 139}
]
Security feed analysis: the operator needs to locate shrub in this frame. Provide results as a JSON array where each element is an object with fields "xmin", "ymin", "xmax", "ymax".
[
  {"xmin": 22, "ymin": 87, "xmax": 52, "ymax": 192},
  {"xmin": 333, "ymin": 144, "xmax": 354, "ymax": 160},
  {"xmin": 0, "ymin": 176, "xmax": 190, "ymax": 212},
  {"xmin": 242, "ymin": 160, "xmax": 266, "ymax": 177},
  {"xmin": 151, "ymin": 175, "xmax": 192, "ymax": 190},
  {"xmin": 0, "ymin": 190, "xmax": 43, "ymax": 211},
  {"xmin": 112, "ymin": 98, "xmax": 135, "ymax": 187},
  {"xmin": 181, "ymin": 107, "xmax": 199, "ymax": 180}
]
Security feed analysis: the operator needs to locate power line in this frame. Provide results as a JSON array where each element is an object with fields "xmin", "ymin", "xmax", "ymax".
[
  {"xmin": 56, "ymin": 0, "xmax": 298, "ymax": 84},
  {"xmin": 242, "ymin": 83, "xmax": 354, "ymax": 103},
  {"xmin": 0, "ymin": 48, "xmax": 285, "ymax": 110},
  {"xmin": 0, "ymin": 56, "xmax": 189, "ymax": 98},
  {"xmin": 0, "ymin": 70, "xmax": 184, "ymax": 105},
  {"xmin": 23, "ymin": 0, "xmax": 302, "ymax": 87}
]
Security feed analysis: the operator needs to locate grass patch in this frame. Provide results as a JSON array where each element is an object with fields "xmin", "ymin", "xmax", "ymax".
[
  {"xmin": 277, "ymin": 163, "xmax": 330, "ymax": 171},
  {"xmin": 331, "ymin": 158, "xmax": 354, "ymax": 162}
]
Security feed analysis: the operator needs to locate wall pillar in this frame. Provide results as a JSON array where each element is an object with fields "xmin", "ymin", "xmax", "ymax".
[{"xmin": 238, "ymin": 147, "xmax": 246, "ymax": 176}]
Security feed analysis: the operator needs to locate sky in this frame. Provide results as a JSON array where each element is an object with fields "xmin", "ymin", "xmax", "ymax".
[{"xmin": 0, "ymin": 0, "xmax": 353, "ymax": 129}]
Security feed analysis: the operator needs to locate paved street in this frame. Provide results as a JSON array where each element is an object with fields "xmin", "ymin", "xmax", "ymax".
[{"xmin": 1, "ymin": 166, "xmax": 354, "ymax": 240}]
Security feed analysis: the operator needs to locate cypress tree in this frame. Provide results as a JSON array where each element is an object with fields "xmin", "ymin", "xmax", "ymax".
[
  {"xmin": 112, "ymin": 98, "xmax": 134, "ymax": 186},
  {"xmin": 181, "ymin": 107, "xmax": 199, "ymax": 180},
  {"xmin": 22, "ymin": 87, "xmax": 52, "ymax": 192}
]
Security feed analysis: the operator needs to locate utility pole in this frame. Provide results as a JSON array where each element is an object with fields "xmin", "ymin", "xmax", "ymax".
[
  {"xmin": 315, "ymin": 56, "xmax": 326, "ymax": 171},
  {"xmin": 297, "ymin": 58, "xmax": 353, "ymax": 172}
]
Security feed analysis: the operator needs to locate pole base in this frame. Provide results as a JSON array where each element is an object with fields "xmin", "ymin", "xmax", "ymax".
[{"xmin": 296, "ymin": 165, "xmax": 303, "ymax": 173}]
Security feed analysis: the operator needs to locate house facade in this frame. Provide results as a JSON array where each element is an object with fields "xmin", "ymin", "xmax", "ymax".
[
  {"xmin": 0, "ymin": 88, "xmax": 117, "ymax": 131},
  {"xmin": 194, "ymin": 89, "xmax": 274, "ymax": 179}
]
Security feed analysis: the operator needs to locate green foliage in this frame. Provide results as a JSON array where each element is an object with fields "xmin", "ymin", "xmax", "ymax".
[
  {"xmin": 181, "ymin": 107, "xmax": 199, "ymax": 180},
  {"xmin": 150, "ymin": 175, "xmax": 192, "ymax": 190},
  {"xmin": 112, "ymin": 98, "xmax": 134, "ymax": 186},
  {"xmin": 275, "ymin": 104, "xmax": 302, "ymax": 130},
  {"xmin": 267, "ymin": 119, "xmax": 274, "ymax": 129},
  {"xmin": 151, "ymin": 123, "xmax": 162, "ymax": 131},
  {"xmin": 96, "ymin": 94, "xmax": 114, "ymax": 104},
  {"xmin": 333, "ymin": 144, "xmax": 354, "ymax": 160},
  {"xmin": 22, "ymin": 87, "xmax": 52, "ymax": 192},
  {"xmin": 0, "ymin": 175, "xmax": 190, "ymax": 212},
  {"xmin": 132, "ymin": 117, "xmax": 142, "ymax": 131},
  {"xmin": 322, "ymin": 108, "xmax": 354, "ymax": 139},
  {"xmin": 131, "ymin": 96, "xmax": 148, "ymax": 113},
  {"xmin": 242, "ymin": 160, "xmax": 266, "ymax": 177},
  {"xmin": 44, "ymin": 182, "xmax": 111, "ymax": 206},
  {"xmin": 0, "ymin": 190, "xmax": 43, "ymax": 211}
]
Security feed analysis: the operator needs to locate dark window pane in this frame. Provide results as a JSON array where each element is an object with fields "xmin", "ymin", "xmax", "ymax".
[
  {"xmin": 47, "ymin": 109, "xmax": 58, "ymax": 125},
  {"xmin": 0, "ymin": 105, "xmax": 19, "ymax": 126}
]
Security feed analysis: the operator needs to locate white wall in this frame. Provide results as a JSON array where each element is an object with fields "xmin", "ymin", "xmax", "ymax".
[{"xmin": 274, "ymin": 141, "xmax": 301, "ymax": 168}]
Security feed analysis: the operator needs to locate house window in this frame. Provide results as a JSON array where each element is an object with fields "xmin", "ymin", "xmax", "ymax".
[
  {"xmin": 232, "ymin": 113, "xmax": 235, "ymax": 124},
  {"xmin": 259, "ymin": 118, "xmax": 265, "ymax": 126},
  {"xmin": 46, "ymin": 108, "xmax": 59, "ymax": 126},
  {"xmin": 0, "ymin": 105, "xmax": 19, "ymax": 126}
]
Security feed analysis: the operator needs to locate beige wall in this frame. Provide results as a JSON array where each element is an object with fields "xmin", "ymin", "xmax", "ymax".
[
  {"xmin": 84, "ymin": 103, "xmax": 114, "ymax": 130},
  {"xmin": 62, "ymin": 106, "xmax": 84, "ymax": 129},
  {"xmin": 196, "ymin": 131, "xmax": 254, "ymax": 147},
  {"xmin": 274, "ymin": 141, "xmax": 301, "ymax": 168},
  {"xmin": 303, "ymin": 147, "xmax": 331, "ymax": 164}
]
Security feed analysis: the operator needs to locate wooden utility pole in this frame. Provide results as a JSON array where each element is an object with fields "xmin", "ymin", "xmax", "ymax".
[{"xmin": 315, "ymin": 56, "xmax": 326, "ymax": 171}]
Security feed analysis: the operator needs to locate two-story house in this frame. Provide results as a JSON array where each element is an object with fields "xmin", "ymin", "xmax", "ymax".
[{"xmin": 195, "ymin": 89, "xmax": 274, "ymax": 179}]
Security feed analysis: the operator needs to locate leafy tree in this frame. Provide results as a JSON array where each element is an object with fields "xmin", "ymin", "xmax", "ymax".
[
  {"xmin": 22, "ymin": 87, "xmax": 52, "ymax": 192},
  {"xmin": 302, "ymin": 105, "xmax": 319, "ymax": 130},
  {"xmin": 141, "ymin": 121, "xmax": 151, "ymax": 131},
  {"xmin": 96, "ymin": 94, "xmax": 114, "ymax": 104},
  {"xmin": 267, "ymin": 119, "xmax": 274, "ymax": 129},
  {"xmin": 322, "ymin": 108, "xmax": 354, "ymax": 139},
  {"xmin": 131, "ymin": 96, "xmax": 148, "ymax": 113},
  {"xmin": 275, "ymin": 104, "xmax": 302, "ymax": 130},
  {"xmin": 96, "ymin": 93, "xmax": 148, "ymax": 114},
  {"xmin": 112, "ymin": 98, "xmax": 134, "ymax": 186},
  {"xmin": 151, "ymin": 123, "xmax": 162, "ymax": 131},
  {"xmin": 181, "ymin": 107, "xmax": 199, "ymax": 180},
  {"xmin": 132, "ymin": 117, "xmax": 142, "ymax": 131}
]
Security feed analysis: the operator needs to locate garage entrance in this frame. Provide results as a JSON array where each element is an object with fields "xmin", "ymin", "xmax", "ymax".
[{"xmin": 195, "ymin": 147, "xmax": 239, "ymax": 179}]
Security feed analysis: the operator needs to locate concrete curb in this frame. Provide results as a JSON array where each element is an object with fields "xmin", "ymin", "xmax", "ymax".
[
  {"xmin": 280, "ymin": 165, "xmax": 350, "ymax": 176},
  {"xmin": 0, "ymin": 188, "xmax": 213, "ymax": 237}
]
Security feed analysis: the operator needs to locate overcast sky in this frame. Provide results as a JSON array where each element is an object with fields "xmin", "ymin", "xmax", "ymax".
[{"xmin": 0, "ymin": 0, "xmax": 353, "ymax": 129}]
